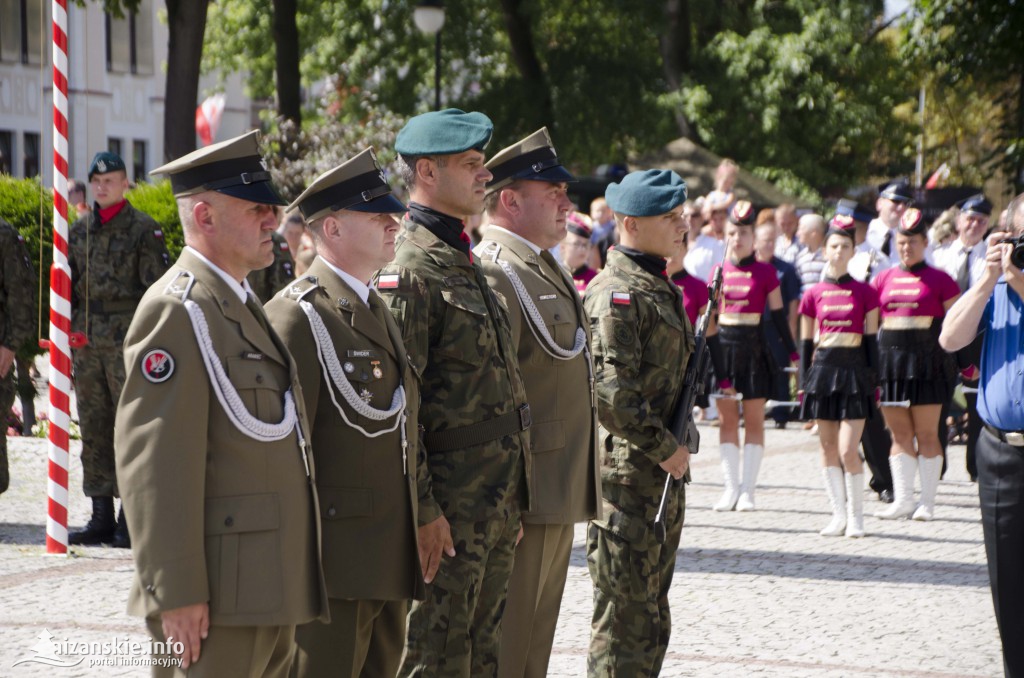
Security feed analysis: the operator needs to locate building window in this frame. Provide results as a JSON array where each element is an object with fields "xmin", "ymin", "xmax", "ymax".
[
  {"xmin": 23, "ymin": 131, "xmax": 39, "ymax": 177},
  {"xmin": 0, "ymin": 0, "xmax": 46, "ymax": 65},
  {"xmin": 0, "ymin": 131, "xmax": 13, "ymax": 174},
  {"xmin": 105, "ymin": 0, "xmax": 153, "ymax": 75},
  {"xmin": 108, "ymin": 138, "xmax": 123, "ymax": 160},
  {"xmin": 132, "ymin": 140, "xmax": 146, "ymax": 183}
]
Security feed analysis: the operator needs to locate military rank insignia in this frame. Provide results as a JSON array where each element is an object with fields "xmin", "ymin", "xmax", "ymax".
[{"xmin": 141, "ymin": 348, "xmax": 175, "ymax": 383}]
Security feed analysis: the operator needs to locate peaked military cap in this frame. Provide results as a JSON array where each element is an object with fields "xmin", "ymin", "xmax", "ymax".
[
  {"xmin": 149, "ymin": 130, "xmax": 286, "ymax": 205},
  {"xmin": 88, "ymin": 151, "xmax": 127, "ymax": 180},
  {"xmin": 898, "ymin": 207, "xmax": 927, "ymax": 236},
  {"xmin": 728, "ymin": 200, "xmax": 755, "ymax": 226},
  {"xmin": 879, "ymin": 180, "xmax": 914, "ymax": 203},
  {"xmin": 485, "ymin": 127, "xmax": 575, "ymax": 194},
  {"xmin": 836, "ymin": 198, "xmax": 875, "ymax": 224},
  {"xmin": 958, "ymin": 193, "xmax": 992, "ymax": 217},
  {"xmin": 395, "ymin": 108, "xmax": 493, "ymax": 156},
  {"xmin": 605, "ymin": 169, "xmax": 687, "ymax": 217},
  {"xmin": 288, "ymin": 148, "xmax": 405, "ymax": 221}
]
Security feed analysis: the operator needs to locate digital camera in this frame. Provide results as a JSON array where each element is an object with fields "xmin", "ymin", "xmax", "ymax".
[{"xmin": 998, "ymin": 235, "xmax": 1024, "ymax": 270}]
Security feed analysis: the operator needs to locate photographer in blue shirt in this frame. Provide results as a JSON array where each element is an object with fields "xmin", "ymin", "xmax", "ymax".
[{"xmin": 941, "ymin": 192, "xmax": 1024, "ymax": 678}]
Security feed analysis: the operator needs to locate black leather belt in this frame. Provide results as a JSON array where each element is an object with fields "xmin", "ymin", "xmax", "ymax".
[
  {"xmin": 424, "ymin": 404, "xmax": 531, "ymax": 453},
  {"xmin": 984, "ymin": 423, "xmax": 1024, "ymax": 447}
]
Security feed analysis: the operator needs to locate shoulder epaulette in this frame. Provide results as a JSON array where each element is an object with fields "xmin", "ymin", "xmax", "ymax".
[
  {"xmin": 163, "ymin": 270, "xmax": 195, "ymax": 301},
  {"xmin": 282, "ymin": 275, "xmax": 321, "ymax": 301}
]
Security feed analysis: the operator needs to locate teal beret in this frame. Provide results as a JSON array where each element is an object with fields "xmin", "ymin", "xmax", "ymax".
[
  {"xmin": 395, "ymin": 108, "xmax": 493, "ymax": 156},
  {"xmin": 605, "ymin": 169, "xmax": 687, "ymax": 217},
  {"xmin": 88, "ymin": 151, "xmax": 127, "ymax": 180}
]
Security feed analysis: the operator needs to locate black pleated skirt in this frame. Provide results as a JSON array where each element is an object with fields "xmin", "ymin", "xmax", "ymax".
[
  {"xmin": 878, "ymin": 322, "xmax": 955, "ymax": 406},
  {"xmin": 719, "ymin": 325, "xmax": 774, "ymax": 400},
  {"xmin": 799, "ymin": 347, "xmax": 874, "ymax": 421}
]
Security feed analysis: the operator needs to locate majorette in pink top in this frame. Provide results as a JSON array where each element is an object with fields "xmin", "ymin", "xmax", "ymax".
[
  {"xmin": 871, "ymin": 262, "xmax": 959, "ymax": 320},
  {"xmin": 572, "ymin": 266, "xmax": 597, "ymax": 295},
  {"xmin": 671, "ymin": 270, "xmax": 709, "ymax": 326},
  {"xmin": 800, "ymin": 276, "xmax": 880, "ymax": 344},
  {"xmin": 712, "ymin": 256, "xmax": 780, "ymax": 321}
]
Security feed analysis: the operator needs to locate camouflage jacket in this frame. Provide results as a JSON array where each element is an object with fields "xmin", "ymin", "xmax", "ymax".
[
  {"xmin": 583, "ymin": 249, "xmax": 695, "ymax": 488},
  {"xmin": 247, "ymin": 231, "xmax": 296, "ymax": 303},
  {"xmin": 0, "ymin": 218, "xmax": 38, "ymax": 352},
  {"xmin": 374, "ymin": 217, "xmax": 530, "ymax": 521},
  {"xmin": 68, "ymin": 201, "xmax": 171, "ymax": 347}
]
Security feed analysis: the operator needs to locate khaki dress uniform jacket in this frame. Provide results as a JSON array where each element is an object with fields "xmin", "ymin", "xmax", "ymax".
[
  {"xmin": 265, "ymin": 258, "xmax": 426, "ymax": 677},
  {"xmin": 115, "ymin": 249, "xmax": 328, "ymax": 674}
]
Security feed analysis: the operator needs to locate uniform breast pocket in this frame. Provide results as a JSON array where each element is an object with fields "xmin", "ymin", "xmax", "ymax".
[
  {"xmin": 226, "ymin": 357, "xmax": 285, "ymax": 421},
  {"xmin": 642, "ymin": 307, "xmax": 685, "ymax": 373},
  {"xmin": 204, "ymin": 493, "xmax": 283, "ymax": 615},
  {"xmin": 530, "ymin": 300, "xmax": 577, "ymax": 364},
  {"xmin": 433, "ymin": 287, "xmax": 490, "ymax": 370}
]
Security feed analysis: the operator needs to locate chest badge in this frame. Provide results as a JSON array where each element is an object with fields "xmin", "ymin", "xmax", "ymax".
[
  {"xmin": 141, "ymin": 348, "xmax": 175, "ymax": 383},
  {"xmin": 343, "ymin": 361, "xmax": 355, "ymax": 374},
  {"xmin": 371, "ymin": 360, "xmax": 383, "ymax": 379},
  {"xmin": 360, "ymin": 388, "xmax": 373, "ymax": 403}
]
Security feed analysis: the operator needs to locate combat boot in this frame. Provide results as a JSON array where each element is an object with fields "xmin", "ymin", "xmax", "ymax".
[
  {"xmin": 819, "ymin": 466, "xmax": 846, "ymax": 536},
  {"xmin": 69, "ymin": 497, "xmax": 115, "ymax": 545},
  {"xmin": 111, "ymin": 506, "xmax": 131, "ymax": 549}
]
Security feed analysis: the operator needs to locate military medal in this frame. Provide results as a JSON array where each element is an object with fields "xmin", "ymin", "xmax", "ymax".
[
  {"xmin": 360, "ymin": 388, "xmax": 373, "ymax": 403},
  {"xmin": 371, "ymin": 360, "xmax": 383, "ymax": 379}
]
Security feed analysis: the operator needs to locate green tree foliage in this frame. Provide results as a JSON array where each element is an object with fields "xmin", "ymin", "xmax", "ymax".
[
  {"xmin": 670, "ymin": 0, "xmax": 914, "ymax": 191},
  {"xmin": 126, "ymin": 181, "xmax": 184, "ymax": 259},
  {"xmin": 0, "ymin": 176, "xmax": 54, "ymax": 348},
  {"xmin": 904, "ymin": 0, "xmax": 1024, "ymax": 192}
]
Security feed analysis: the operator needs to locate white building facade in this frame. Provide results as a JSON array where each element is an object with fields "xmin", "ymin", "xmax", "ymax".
[{"xmin": 0, "ymin": 0, "xmax": 256, "ymax": 186}]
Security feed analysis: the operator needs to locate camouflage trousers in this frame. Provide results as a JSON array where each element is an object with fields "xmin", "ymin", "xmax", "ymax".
[
  {"xmin": 587, "ymin": 481, "xmax": 686, "ymax": 677},
  {"xmin": 399, "ymin": 511, "xmax": 521, "ymax": 678},
  {"xmin": 72, "ymin": 345, "xmax": 126, "ymax": 497},
  {"xmin": 0, "ymin": 367, "xmax": 15, "ymax": 493}
]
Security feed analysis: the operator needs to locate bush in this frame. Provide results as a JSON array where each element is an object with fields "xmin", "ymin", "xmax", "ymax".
[{"xmin": 126, "ymin": 180, "xmax": 184, "ymax": 259}]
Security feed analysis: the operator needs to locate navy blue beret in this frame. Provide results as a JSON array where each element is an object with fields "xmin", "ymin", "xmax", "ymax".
[
  {"xmin": 89, "ymin": 151, "xmax": 127, "ymax": 180},
  {"xmin": 605, "ymin": 169, "xmax": 687, "ymax": 217},
  {"xmin": 395, "ymin": 108, "xmax": 493, "ymax": 156}
]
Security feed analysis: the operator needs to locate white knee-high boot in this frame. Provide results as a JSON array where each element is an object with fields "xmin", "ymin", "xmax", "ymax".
[
  {"xmin": 845, "ymin": 472, "xmax": 865, "ymax": 538},
  {"xmin": 912, "ymin": 456, "xmax": 943, "ymax": 521},
  {"xmin": 875, "ymin": 454, "xmax": 917, "ymax": 519},
  {"xmin": 735, "ymin": 444, "xmax": 764, "ymax": 512},
  {"xmin": 713, "ymin": 443, "xmax": 741, "ymax": 511},
  {"xmin": 820, "ymin": 466, "xmax": 847, "ymax": 536}
]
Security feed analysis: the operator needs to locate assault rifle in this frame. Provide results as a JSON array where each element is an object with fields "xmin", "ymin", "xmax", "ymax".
[{"xmin": 653, "ymin": 264, "xmax": 724, "ymax": 543}]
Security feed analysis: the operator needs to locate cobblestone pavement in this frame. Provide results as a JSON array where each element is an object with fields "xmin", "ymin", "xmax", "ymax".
[{"xmin": 0, "ymin": 408, "xmax": 1003, "ymax": 676}]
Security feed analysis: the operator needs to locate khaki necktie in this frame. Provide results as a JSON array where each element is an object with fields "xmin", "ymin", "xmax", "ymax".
[{"xmin": 245, "ymin": 293, "xmax": 273, "ymax": 335}]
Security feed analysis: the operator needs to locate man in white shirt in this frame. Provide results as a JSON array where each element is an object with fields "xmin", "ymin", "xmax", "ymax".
[
  {"xmin": 684, "ymin": 191, "xmax": 729, "ymax": 281},
  {"xmin": 866, "ymin": 180, "xmax": 913, "ymax": 256}
]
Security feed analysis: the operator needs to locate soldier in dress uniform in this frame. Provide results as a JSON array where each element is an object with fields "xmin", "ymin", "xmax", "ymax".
[
  {"xmin": 374, "ymin": 109, "xmax": 531, "ymax": 677},
  {"xmin": 583, "ymin": 169, "xmax": 694, "ymax": 676},
  {"xmin": 265, "ymin": 149, "xmax": 447, "ymax": 678},
  {"xmin": 68, "ymin": 151, "xmax": 170, "ymax": 547},
  {"xmin": 247, "ymin": 230, "xmax": 296, "ymax": 302},
  {"xmin": 114, "ymin": 131, "xmax": 328, "ymax": 677},
  {"xmin": 473, "ymin": 129, "xmax": 601, "ymax": 678},
  {"xmin": 0, "ymin": 217, "xmax": 37, "ymax": 495}
]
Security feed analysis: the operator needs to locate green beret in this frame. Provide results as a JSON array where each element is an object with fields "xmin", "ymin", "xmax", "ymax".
[
  {"xmin": 395, "ymin": 108, "xmax": 493, "ymax": 156},
  {"xmin": 605, "ymin": 169, "xmax": 687, "ymax": 217},
  {"xmin": 88, "ymin": 151, "xmax": 127, "ymax": 180}
]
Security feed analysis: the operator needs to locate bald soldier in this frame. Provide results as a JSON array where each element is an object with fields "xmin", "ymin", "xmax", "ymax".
[
  {"xmin": 374, "ymin": 109, "xmax": 531, "ymax": 676},
  {"xmin": 114, "ymin": 131, "xmax": 328, "ymax": 677},
  {"xmin": 583, "ymin": 170, "xmax": 694, "ymax": 676},
  {"xmin": 473, "ymin": 129, "xmax": 601, "ymax": 678},
  {"xmin": 265, "ymin": 149, "xmax": 447, "ymax": 677}
]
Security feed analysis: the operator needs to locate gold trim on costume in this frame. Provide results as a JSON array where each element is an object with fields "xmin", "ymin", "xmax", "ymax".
[
  {"xmin": 719, "ymin": 312, "xmax": 761, "ymax": 326},
  {"xmin": 817, "ymin": 332, "xmax": 863, "ymax": 348},
  {"xmin": 881, "ymin": 316, "xmax": 933, "ymax": 330}
]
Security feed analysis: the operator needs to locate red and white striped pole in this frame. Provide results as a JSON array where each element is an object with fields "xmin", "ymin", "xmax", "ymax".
[{"xmin": 46, "ymin": 0, "xmax": 71, "ymax": 555}]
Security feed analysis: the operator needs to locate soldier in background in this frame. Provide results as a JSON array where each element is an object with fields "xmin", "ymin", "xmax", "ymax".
[
  {"xmin": 246, "ymin": 230, "xmax": 295, "ymax": 302},
  {"xmin": 583, "ymin": 170, "xmax": 694, "ymax": 676},
  {"xmin": 475, "ymin": 129, "xmax": 601, "ymax": 678},
  {"xmin": 266, "ymin": 149, "xmax": 440, "ymax": 678},
  {"xmin": 375, "ymin": 109, "xmax": 531, "ymax": 676},
  {"xmin": 68, "ymin": 151, "xmax": 170, "ymax": 547},
  {"xmin": 0, "ymin": 217, "xmax": 37, "ymax": 495}
]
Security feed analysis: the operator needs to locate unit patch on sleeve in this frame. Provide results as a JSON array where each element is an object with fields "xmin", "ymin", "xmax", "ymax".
[{"xmin": 141, "ymin": 348, "xmax": 175, "ymax": 383}]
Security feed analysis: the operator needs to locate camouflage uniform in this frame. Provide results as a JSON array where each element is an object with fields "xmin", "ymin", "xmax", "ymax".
[
  {"xmin": 582, "ymin": 248, "xmax": 694, "ymax": 677},
  {"xmin": 375, "ymin": 216, "xmax": 531, "ymax": 677},
  {"xmin": 69, "ymin": 202, "xmax": 170, "ymax": 496},
  {"xmin": 0, "ymin": 218, "xmax": 37, "ymax": 493},
  {"xmin": 247, "ymin": 230, "xmax": 295, "ymax": 302}
]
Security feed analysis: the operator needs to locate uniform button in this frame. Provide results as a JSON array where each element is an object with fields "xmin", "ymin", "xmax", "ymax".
[
  {"xmin": 256, "ymin": 375, "xmax": 264, "ymax": 383},
  {"xmin": 554, "ymin": 314, "xmax": 561, "ymax": 321},
  {"xmin": 327, "ymin": 507, "xmax": 336, "ymax": 517},
  {"xmin": 224, "ymin": 516, "xmax": 234, "ymax": 527}
]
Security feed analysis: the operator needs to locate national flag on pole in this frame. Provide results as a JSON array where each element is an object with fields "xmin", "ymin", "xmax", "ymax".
[
  {"xmin": 924, "ymin": 162, "xmax": 950, "ymax": 190},
  {"xmin": 195, "ymin": 94, "xmax": 226, "ymax": 147}
]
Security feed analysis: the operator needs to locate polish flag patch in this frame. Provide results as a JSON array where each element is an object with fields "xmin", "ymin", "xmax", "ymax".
[
  {"xmin": 611, "ymin": 292, "xmax": 631, "ymax": 306},
  {"xmin": 377, "ymin": 274, "xmax": 400, "ymax": 289}
]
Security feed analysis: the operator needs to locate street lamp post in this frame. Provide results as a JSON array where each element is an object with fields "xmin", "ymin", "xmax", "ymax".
[{"xmin": 413, "ymin": 0, "xmax": 446, "ymax": 110}]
